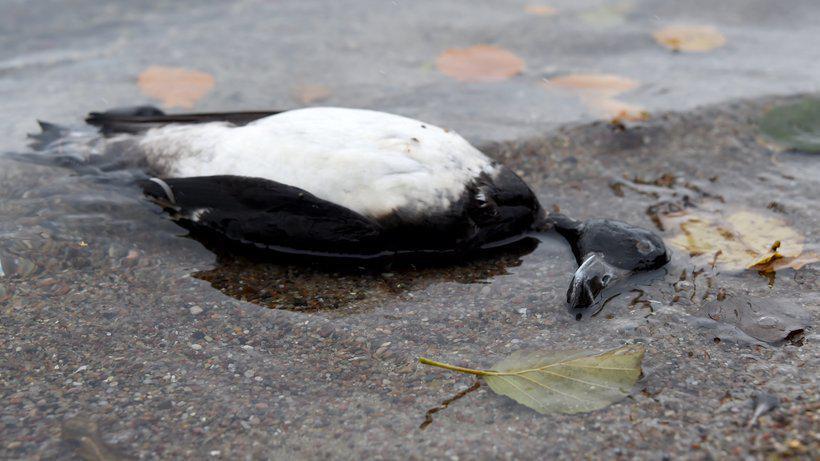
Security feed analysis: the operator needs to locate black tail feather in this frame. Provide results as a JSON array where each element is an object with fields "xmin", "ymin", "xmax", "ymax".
[
  {"xmin": 85, "ymin": 106, "xmax": 285, "ymax": 135},
  {"xmin": 27, "ymin": 120, "xmax": 68, "ymax": 150}
]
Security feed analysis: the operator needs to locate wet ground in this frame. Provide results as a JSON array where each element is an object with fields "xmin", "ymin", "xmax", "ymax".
[
  {"xmin": 2, "ymin": 96, "xmax": 818, "ymax": 459},
  {"xmin": 1, "ymin": 1, "xmax": 819, "ymax": 459}
]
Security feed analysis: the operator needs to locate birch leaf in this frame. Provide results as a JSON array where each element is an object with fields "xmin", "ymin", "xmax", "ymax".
[
  {"xmin": 579, "ymin": 1, "xmax": 634, "ymax": 27},
  {"xmin": 652, "ymin": 25, "xmax": 726, "ymax": 52},
  {"xmin": 292, "ymin": 84, "xmax": 331, "ymax": 104},
  {"xmin": 544, "ymin": 74, "xmax": 647, "ymax": 123},
  {"xmin": 524, "ymin": 5, "xmax": 558, "ymax": 16},
  {"xmin": 547, "ymin": 73, "xmax": 639, "ymax": 97},
  {"xmin": 137, "ymin": 66, "xmax": 215, "ymax": 108},
  {"xmin": 420, "ymin": 344, "xmax": 644, "ymax": 415},
  {"xmin": 436, "ymin": 45, "xmax": 525, "ymax": 82},
  {"xmin": 667, "ymin": 211, "xmax": 816, "ymax": 272}
]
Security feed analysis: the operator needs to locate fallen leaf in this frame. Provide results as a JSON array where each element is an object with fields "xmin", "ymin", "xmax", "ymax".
[
  {"xmin": 524, "ymin": 5, "xmax": 558, "ymax": 16},
  {"xmin": 545, "ymin": 73, "xmax": 647, "ymax": 123},
  {"xmin": 667, "ymin": 210, "xmax": 816, "ymax": 272},
  {"xmin": 747, "ymin": 249, "xmax": 784, "ymax": 271},
  {"xmin": 767, "ymin": 251, "xmax": 820, "ymax": 271},
  {"xmin": 436, "ymin": 45, "xmax": 525, "ymax": 82},
  {"xmin": 420, "ymin": 344, "xmax": 644, "ymax": 414},
  {"xmin": 547, "ymin": 73, "xmax": 639, "ymax": 97},
  {"xmin": 583, "ymin": 95, "xmax": 650, "ymax": 122},
  {"xmin": 758, "ymin": 97, "xmax": 820, "ymax": 154},
  {"xmin": 652, "ymin": 25, "xmax": 726, "ymax": 52},
  {"xmin": 137, "ymin": 66, "xmax": 215, "ymax": 108},
  {"xmin": 579, "ymin": 1, "xmax": 634, "ymax": 27},
  {"xmin": 292, "ymin": 84, "xmax": 331, "ymax": 104},
  {"xmin": 728, "ymin": 212, "xmax": 802, "ymax": 259}
]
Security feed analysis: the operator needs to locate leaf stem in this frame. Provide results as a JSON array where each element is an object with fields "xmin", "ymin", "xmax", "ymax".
[{"xmin": 418, "ymin": 357, "xmax": 495, "ymax": 376}]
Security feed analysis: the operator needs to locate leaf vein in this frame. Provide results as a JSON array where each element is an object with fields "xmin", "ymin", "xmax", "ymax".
[
  {"xmin": 521, "ymin": 369, "xmax": 623, "ymax": 392},
  {"xmin": 516, "ymin": 374, "xmax": 586, "ymax": 403},
  {"xmin": 495, "ymin": 376, "xmax": 542, "ymax": 408}
]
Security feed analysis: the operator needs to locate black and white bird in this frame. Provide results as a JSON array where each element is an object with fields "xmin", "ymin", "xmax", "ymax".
[{"xmin": 44, "ymin": 105, "xmax": 669, "ymax": 309}]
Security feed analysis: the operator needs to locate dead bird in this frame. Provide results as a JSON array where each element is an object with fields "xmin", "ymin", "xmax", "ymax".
[{"xmin": 34, "ymin": 105, "xmax": 669, "ymax": 310}]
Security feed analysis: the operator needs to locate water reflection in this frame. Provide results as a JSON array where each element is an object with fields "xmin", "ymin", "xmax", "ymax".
[{"xmin": 193, "ymin": 238, "xmax": 539, "ymax": 312}]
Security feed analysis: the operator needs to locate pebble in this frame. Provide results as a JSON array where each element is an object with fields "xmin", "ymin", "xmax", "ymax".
[
  {"xmin": 189, "ymin": 305, "xmax": 203, "ymax": 315},
  {"xmin": 190, "ymin": 344, "xmax": 202, "ymax": 351}
]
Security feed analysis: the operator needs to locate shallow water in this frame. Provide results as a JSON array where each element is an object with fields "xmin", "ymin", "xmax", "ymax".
[
  {"xmin": 2, "ymin": 95, "xmax": 816, "ymax": 343},
  {"xmin": 2, "ymin": 95, "xmax": 818, "ymax": 459}
]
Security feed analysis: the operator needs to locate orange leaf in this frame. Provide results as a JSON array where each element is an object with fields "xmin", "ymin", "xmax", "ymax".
[
  {"xmin": 293, "ymin": 84, "xmax": 331, "ymax": 104},
  {"xmin": 524, "ymin": 5, "xmax": 558, "ymax": 16},
  {"xmin": 137, "ymin": 66, "xmax": 215, "ymax": 109},
  {"xmin": 436, "ymin": 45, "xmax": 525, "ymax": 82},
  {"xmin": 544, "ymin": 73, "xmax": 647, "ymax": 122},
  {"xmin": 546, "ymin": 73, "xmax": 638, "ymax": 97},
  {"xmin": 586, "ymin": 96, "xmax": 650, "ymax": 122},
  {"xmin": 652, "ymin": 25, "xmax": 726, "ymax": 52}
]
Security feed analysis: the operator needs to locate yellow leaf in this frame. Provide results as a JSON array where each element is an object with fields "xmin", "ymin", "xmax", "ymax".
[
  {"xmin": 667, "ymin": 211, "xmax": 813, "ymax": 272},
  {"xmin": 582, "ymin": 95, "xmax": 650, "ymax": 122},
  {"xmin": 436, "ymin": 45, "xmax": 525, "ymax": 82},
  {"xmin": 547, "ymin": 73, "xmax": 639, "ymax": 97},
  {"xmin": 137, "ymin": 66, "xmax": 215, "ymax": 108},
  {"xmin": 292, "ymin": 84, "xmax": 331, "ymax": 104},
  {"xmin": 652, "ymin": 25, "xmax": 726, "ymax": 52},
  {"xmin": 545, "ymin": 73, "xmax": 647, "ymax": 123},
  {"xmin": 579, "ymin": 1, "xmax": 634, "ymax": 27},
  {"xmin": 420, "ymin": 345, "xmax": 644, "ymax": 414},
  {"xmin": 727, "ymin": 211, "xmax": 802, "ymax": 259}
]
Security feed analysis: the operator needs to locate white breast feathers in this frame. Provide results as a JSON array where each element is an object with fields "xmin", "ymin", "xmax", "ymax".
[{"xmin": 137, "ymin": 107, "xmax": 499, "ymax": 218}]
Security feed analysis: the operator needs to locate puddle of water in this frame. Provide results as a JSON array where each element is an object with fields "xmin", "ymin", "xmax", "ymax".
[
  {"xmin": 61, "ymin": 417, "xmax": 135, "ymax": 461},
  {"xmin": 2, "ymin": 97, "xmax": 817, "ymax": 333},
  {"xmin": 702, "ymin": 292, "xmax": 811, "ymax": 344},
  {"xmin": 193, "ymin": 239, "xmax": 539, "ymax": 313}
]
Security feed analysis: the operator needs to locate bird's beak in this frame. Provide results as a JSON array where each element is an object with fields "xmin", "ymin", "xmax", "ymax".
[{"xmin": 566, "ymin": 253, "xmax": 629, "ymax": 310}]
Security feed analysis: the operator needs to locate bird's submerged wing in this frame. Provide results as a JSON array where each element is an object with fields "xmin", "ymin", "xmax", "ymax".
[{"xmin": 139, "ymin": 174, "xmax": 387, "ymax": 258}]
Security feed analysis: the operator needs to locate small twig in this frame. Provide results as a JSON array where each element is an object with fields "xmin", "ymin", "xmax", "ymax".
[{"xmin": 419, "ymin": 381, "xmax": 481, "ymax": 430}]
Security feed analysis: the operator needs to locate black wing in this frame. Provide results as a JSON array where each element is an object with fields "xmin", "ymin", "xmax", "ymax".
[
  {"xmin": 86, "ymin": 106, "xmax": 284, "ymax": 135},
  {"xmin": 140, "ymin": 175, "xmax": 388, "ymax": 258}
]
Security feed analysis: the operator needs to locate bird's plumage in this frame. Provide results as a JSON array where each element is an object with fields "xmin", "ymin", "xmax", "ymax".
[
  {"xmin": 136, "ymin": 107, "xmax": 500, "ymax": 219},
  {"xmin": 65, "ymin": 104, "xmax": 668, "ymax": 308}
]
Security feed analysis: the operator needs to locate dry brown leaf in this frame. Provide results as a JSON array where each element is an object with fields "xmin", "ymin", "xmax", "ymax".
[
  {"xmin": 769, "ymin": 252, "xmax": 820, "ymax": 271},
  {"xmin": 652, "ymin": 25, "xmax": 726, "ymax": 52},
  {"xmin": 668, "ymin": 211, "xmax": 814, "ymax": 272},
  {"xmin": 524, "ymin": 5, "xmax": 558, "ymax": 16},
  {"xmin": 293, "ymin": 84, "xmax": 331, "ymax": 104},
  {"xmin": 436, "ymin": 45, "xmax": 525, "ymax": 82},
  {"xmin": 137, "ymin": 66, "xmax": 215, "ymax": 108}
]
